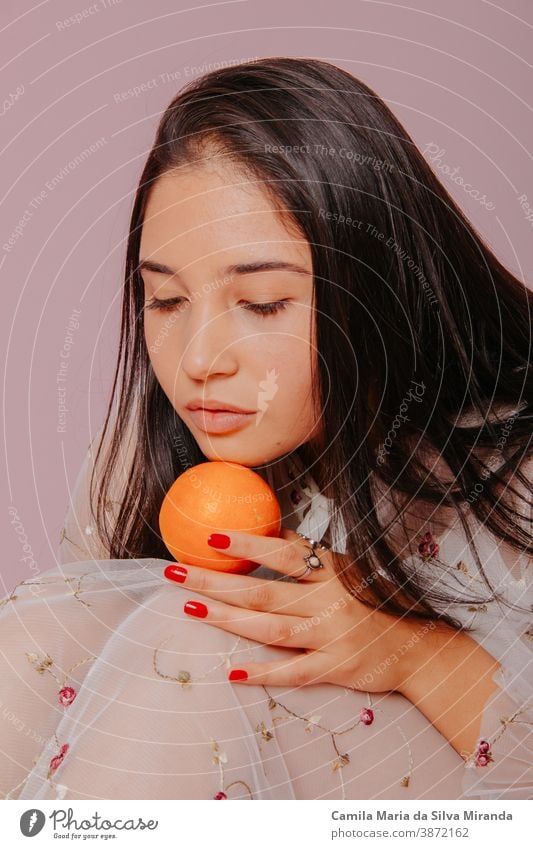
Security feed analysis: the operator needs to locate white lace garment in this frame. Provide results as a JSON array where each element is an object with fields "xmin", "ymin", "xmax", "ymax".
[{"xmin": 1, "ymin": 425, "xmax": 531, "ymax": 800}]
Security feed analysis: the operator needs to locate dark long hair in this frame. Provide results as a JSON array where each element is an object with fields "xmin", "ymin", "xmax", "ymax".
[{"xmin": 91, "ymin": 57, "xmax": 532, "ymax": 629}]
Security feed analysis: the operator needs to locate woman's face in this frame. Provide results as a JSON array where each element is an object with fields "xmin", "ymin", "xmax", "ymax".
[{"xmin": 139, "ymin": 161, "xmax": 322, "ymax": 466}]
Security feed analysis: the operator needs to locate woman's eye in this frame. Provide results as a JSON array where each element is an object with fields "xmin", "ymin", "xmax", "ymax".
[
  {"xmin": 144, "ymin": 297, "xmax": 290, "ymax": 316},
  {"xmin": 144, "ymin": 296, "xmax": 186, "ymax": 312},
  {"xmin": 241, "ymin": 300, "xmax": 290, "ymax": 316}
]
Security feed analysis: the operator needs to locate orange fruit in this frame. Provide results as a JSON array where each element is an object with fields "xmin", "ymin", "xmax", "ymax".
[{"xmin": 159, "ymin": 461, "xmax": 281, "ymax": 573}]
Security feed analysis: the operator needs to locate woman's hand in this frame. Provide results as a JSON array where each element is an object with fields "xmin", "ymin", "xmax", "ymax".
[{"xmin": 163, "ymin": 526, "xmax": 442, "ymax": 694}]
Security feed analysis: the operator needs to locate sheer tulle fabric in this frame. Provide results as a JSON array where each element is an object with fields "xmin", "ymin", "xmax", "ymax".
[{"xmin": 1, "ymin": 423, "xmax": 531, "ymax": 800}]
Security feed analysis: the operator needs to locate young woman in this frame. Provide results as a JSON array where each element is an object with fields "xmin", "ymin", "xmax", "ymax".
[{"xmin": 1, "ymin": 57, "xmax": 531, "ymax": 801}]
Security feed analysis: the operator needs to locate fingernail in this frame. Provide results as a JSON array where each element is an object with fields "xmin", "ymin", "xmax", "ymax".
[
  {"xmin": 164, "ymin": 564, "xmax": 187, "ymax": 583},
  {"xmin": 184, "ymin": 600, "xmax": 208, "ymax": 618},
  {"xmin": 228, "ymin": 669, "xmax": 248, "ymax": 681},
  {"xmin": 208, "ymin": 533, "xmax": 230, "ymax": 549}
]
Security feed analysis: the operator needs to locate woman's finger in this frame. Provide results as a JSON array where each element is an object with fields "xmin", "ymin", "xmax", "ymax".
[
  {"xmin": 164, "ymin": 561, "xmax": 330, "ymax": 617},
  {"xmin": 182, "ymin": 596, "xmax": 328, "ymax": 650},
  {"xmin": 206, "ymin": 526, "xmax": 333, "ymax": 581},
  {"xmin": 226, "ymin": 652, "xmax": 327, "ymax": 687}
]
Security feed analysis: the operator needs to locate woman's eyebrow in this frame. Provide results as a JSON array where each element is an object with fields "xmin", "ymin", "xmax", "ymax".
[{"xmin": 138, "ymin": 258, "xmax": 311, "ymax": 278}]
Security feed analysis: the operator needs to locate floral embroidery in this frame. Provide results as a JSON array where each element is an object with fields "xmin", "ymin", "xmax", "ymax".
[
  {"xmin": 332, "ymin": 754, "xmax": 350, "ymax": 771},
  {"xmin": 0, "ymin": 576, "xmax": 88, "ymax": 612},
  {"xmin": 522, "ymin": 626, "xmax": 533, "ymax": 642},
  {"xmin": 258, "ymin": 684, "xmax": 411, "ymax": 789},
  {"xmin": 58, "ymin": 529, "xmax": 95, "ymax": 565},
  {"xmin": 454, "ymin": 559, "xmax": 495, "ymax": 594},
  {"xmin": 47, "ymin": 743, "xmax": 69, "ymax": 778},
  {"xmin": 209, "ymin": 739, "xmax": 257, "ymax": 800},
  {"xmin": 0, "ymin": 590, "xmax": 18, "ymax": 610},
  {"xmin": 3, "ymin": 486, "xmax": 528, "ymax": 801},
  {"xmin": 211, "ymin": 739, "xmax": 228, "ymax": 766},
  {"xmin": 474, "ymin": 739, "xmax": 494, "ymax": 767},
  {"xmin": 418, "ymin": 530, "xmax": 440, "ymax": 560},
  {"xmin": 152, "ymin": 634, "xmax": 241, "ymax": 687},
  {"xmin": 195, "ymin": 732, "xmax": 258, "ymax": 799},
  {"xmin": 304, "ymin": 713, "xmax": 322, "ymax": 733},
  {"xmin": 256, "ymin": 720, "xmax": 274, "ymax": 742},
  {"xmin": 464, "ymin": 702, "xmax": 533, "ymax": 770},
  {"xmin": 6, "ymin": 570, "xmax": 101, "ymax": 609},
  {"xmin": 64, "ymin": 573, "xmax": 101, "ymax": 609},
  {"xmin": 25, "ymin": 650, "xmax": 95, "ymax": 707},
  {"xmin": 25, "ymin": 653, "xmax": 53, "ymax": 674},
  {"xmin": 58, "ymin": 687, "xmax": 77, "ymax": 707},
  {"xmin": 359, "ymin": 707, "xmax": 374, "ymax": 725},
  {"xmin": 395, "ymin": 722, "xmax": 414, "ymax": 787}
]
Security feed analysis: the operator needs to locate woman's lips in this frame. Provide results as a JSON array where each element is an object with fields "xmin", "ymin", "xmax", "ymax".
[{"xmin": 187, "ymin": 408, "xmax": 256, "ymax": 433}]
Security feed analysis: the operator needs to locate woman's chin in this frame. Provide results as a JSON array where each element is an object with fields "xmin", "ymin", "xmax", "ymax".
[{"xmin": 202, "ymin": 451, "xmax": 267, "ymax": 467}]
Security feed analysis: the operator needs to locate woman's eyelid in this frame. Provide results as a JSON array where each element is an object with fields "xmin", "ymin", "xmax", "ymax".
[
  {"xmin": 144, "ymin": 295, "xmax": 293, "ymax": 316},
  {"xmin": 142, "ymin": 269, "xmax": 306, "ymax": 298},
  {"xmin": 142, "ymin": 271, "xmax": 306, "ymax": 312},
  {"xmin": 144, "ymin": 286, "xmax": 297, "ymax": 307},
  {"xmin": 145, "ymin": 295, "xmax": 290, "ymax": 306}
]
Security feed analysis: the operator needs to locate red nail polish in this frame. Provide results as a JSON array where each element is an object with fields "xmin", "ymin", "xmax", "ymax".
[
  {"xmin": 184, "ymin": 600, "xmax": 208, "ymax": 618},
  {"xmin": 164, "ymin": 564, "xmax": 187, "ymax": 583},
  {"xmin": 208, "ymin": 533, "xmax": 230, "ymax": 549},
  {"xmin": 228, "ymin": 669, "xmax": 248, "ymax": 681}
]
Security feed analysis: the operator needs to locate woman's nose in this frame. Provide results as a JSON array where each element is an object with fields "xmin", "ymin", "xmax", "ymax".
[{"xmin": 180, "ymin": 304, "xmax": 239, "ymax": 380}]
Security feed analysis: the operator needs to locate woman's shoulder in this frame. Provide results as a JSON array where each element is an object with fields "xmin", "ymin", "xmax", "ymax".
[{"xmin": 57, "ymin": 411, "xmax": 138, "ymax": 564}]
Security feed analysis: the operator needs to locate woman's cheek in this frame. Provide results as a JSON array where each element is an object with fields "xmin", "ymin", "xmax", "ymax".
[{"xmin": 268, "ymin": 352, "xmax": 315, "ymax": 427}]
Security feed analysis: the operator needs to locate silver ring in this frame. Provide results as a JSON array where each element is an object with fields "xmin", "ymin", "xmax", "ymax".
[{"xmin": 294, "ymin": 532, "xmax": 329, "ymax": 580}]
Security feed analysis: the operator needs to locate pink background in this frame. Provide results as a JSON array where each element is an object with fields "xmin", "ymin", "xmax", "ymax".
[{"xmin": 2, "ymin": 0, "xmax": 532, "ymax": 589}]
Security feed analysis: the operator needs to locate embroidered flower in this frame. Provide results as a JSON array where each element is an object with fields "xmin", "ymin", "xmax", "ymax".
[
  {"xmin": 58, "ymin": 686, "xmax": 76, "ymax": 706},
  {"xmin": 332, "ymin": 753, "xmax": 350, "ymax": 771},
  {"xmin": 359, "ymin": 707, "xmax": 374, "ymax": 726},
  {"xmin": 213, "ymin": 791, "xmax": 227, "ymax": 799},
  {"xmin": 303, "ymin": 714, "xmax": 322, "ymax": 733},
  {"xmin": 48, "ymin": 743, "xmax": 69, "ymax": 777},
  {"xmin": 474, "ymin": 739, "xmax": 494, "ymax": 766},
  {"xmin": 210, "ymin": 740, "xmax": 228, "ymax": 765},
  {"xmin": 418, "ymin": 530, "xmax": 439, "ymax": 560},
  {"xmin": 26, "ymin": 652, "xmax": 54, "ymax": 674},
  {"xmin": 256, "ymin": 720, "xmax": 274, "ymax": 741}
]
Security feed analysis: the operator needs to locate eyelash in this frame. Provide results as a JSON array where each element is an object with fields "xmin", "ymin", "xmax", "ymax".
[{"xmin": 144, "ymin": 297, "xmax": 290, "ymax": 317}]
